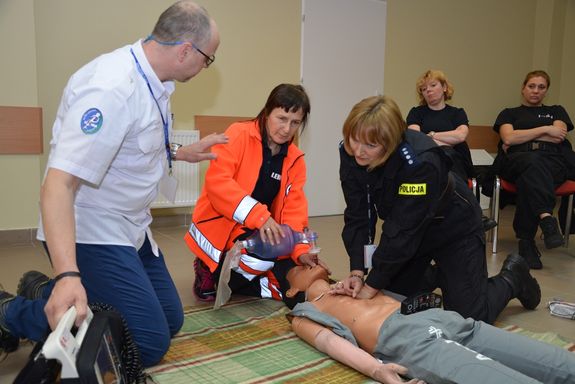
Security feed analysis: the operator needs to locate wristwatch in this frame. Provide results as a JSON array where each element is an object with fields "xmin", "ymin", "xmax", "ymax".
[{"xmin": 170, "ymin": 143, "xmax": 182, "ymax": 161}]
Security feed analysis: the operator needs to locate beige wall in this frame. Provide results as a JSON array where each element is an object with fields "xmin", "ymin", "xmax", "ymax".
[
  {"xmin": 0, "ymin": 0, "xmax": 42, "ymax": 230},
  {"xmin": 1, "ymin": 0, "xmax": 574, "ymax": 230},
  {"xmin": 385, "ymin": 0, "xmax": 574, "ymax": 125}
]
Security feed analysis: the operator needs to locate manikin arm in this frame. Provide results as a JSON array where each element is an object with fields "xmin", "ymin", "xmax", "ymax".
[{"xmin": 291, "ymin": 317, "xmax": 425, "ymax": 384}]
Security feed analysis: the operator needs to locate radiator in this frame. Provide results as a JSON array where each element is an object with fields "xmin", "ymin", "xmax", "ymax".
[{"xmin": 151, "ymin": 130, "xmax": 200, "ymax": 208}]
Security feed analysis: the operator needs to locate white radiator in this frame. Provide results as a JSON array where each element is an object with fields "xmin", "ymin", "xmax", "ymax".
[{"xmin": 152, "ymin": 130, "xmax": 200, "ymax": 208}]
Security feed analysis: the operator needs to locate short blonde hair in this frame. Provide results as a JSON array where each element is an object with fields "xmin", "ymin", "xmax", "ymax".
[
  {"xmin": 342, "ymin": 95, "xmax": 406, "ymax": 170},
  {"xmin": 415, "ymin": 69, "xmax": 454, "ymax": 106}
]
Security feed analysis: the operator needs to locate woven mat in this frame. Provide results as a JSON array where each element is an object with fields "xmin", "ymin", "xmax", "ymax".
[{"xmin": 146, "ymin": 298, "xmax": 574, "ymax": 383}]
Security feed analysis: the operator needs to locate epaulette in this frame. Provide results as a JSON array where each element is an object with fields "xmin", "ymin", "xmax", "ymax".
[{"xmin": 398, "ymin": 143, "xmax": 419, "ymax": 166}]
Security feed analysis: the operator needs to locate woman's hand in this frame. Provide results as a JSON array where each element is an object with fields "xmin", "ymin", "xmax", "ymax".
[
  {"xmin": 355, "ymin": 284, "xmax": 379, "ymax": 299},
  {"xmin": 544, "ymin": 125, "xmax": 567, "ymax": 143},
  {"xmin": 259, "ymin": 218, "xmax": 284, "ymax": 245},
  {"xmin": 330, "ymin": 271, "xmax": 376, "ymax": 298},
  {"xmin": 299, "ymin": 253, "xmax": 332, "ymax": 274}
]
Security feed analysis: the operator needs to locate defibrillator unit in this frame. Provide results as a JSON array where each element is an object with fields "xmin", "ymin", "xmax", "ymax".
[{"xmin": 41, "ymin": 306, "xmax": 126, "ymax": 384}]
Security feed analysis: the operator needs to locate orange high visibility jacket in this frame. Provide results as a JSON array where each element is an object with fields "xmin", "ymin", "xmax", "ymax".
[{"xmin": 184, "ymin": 120, "xmax": 310, "ymax": 272}]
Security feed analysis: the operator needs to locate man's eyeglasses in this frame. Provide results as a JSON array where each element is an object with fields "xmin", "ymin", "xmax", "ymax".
[
  {"xmin": 190, "ymin": 43, "xmax": 215, "ymax": 67},
  {"xmin": 145, "ymin": 35, "xmax": 215, "ymax": 67}
]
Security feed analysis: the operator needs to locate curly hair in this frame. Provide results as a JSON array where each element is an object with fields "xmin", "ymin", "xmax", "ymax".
[{"xmin": 415, "ymin": 69, "xmax": 454, "ymax": 106}]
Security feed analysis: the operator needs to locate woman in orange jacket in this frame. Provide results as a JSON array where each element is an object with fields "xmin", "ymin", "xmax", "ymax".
[{"xmin": 185, "ymin": 83, "xmax": 328, "ymax": 307}]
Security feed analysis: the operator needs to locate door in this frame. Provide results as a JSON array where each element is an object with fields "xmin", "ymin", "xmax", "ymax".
[{"xmin": 300, "ymin": 0, "xmax": 387, "ymax": 216}]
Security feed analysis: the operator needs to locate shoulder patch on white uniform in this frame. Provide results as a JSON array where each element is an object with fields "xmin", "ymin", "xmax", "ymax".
[{"xmin": 81, "ymin": 108, "xmax": 103, "ymax": 134}]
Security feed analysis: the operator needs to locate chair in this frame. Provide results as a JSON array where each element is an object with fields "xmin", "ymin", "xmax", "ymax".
[
  {"xmin": 468, "ymin": 178, "xmax": 479, "ymax": 202},
  {"xmin": 490, "ymin": 176, "xmax": 575, "ymax": 253}
]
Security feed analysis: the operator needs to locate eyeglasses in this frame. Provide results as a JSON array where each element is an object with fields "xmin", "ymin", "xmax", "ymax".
[
  {"xmin": 190, "ymin": 43, "xmax": 215, "ymax": 67},
  {"xmin": 145, "ymin": 34, "xmax": 215, "ymax": 67}
]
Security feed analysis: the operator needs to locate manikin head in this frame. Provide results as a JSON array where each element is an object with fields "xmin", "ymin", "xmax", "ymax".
[{"xmin": 286, "ymin": 265, "xmax": 330, "ymax": 300}]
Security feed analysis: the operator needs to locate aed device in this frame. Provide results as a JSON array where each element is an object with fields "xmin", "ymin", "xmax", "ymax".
[{"xmin": 41, "ymin": 306, "xmax": 126, "ymax": 384}]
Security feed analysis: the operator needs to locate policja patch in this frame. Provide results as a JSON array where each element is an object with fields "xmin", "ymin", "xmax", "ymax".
[
  {"xmin": 398, "ymin": 183, "xmax": 427, "ymax": 195},
  {"xmin": 397, "ymin": 143, "xmax": 426, "ymax": 195}
]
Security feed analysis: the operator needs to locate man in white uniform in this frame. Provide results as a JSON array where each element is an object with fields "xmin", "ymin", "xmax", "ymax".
[{"xmin": 0, "ymin": 0, "xmax": 226, "ymax": 367}]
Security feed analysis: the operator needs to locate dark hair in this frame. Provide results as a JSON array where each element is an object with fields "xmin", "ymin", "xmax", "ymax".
[
  {"xmin": 255, "ymin": 84, "xmax": 311, "ymax": 140},
  {"xmin": 151, "ymin": 0, "xmax": 212, "ymax": 46}
]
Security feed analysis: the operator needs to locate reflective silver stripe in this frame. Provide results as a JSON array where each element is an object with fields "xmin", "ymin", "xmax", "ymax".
[
  {"xmin": 188, "ymin": 223, "xmax": 222, "ymax": 264},
  {"xmin": 233, "ymin": 264, "xmax": 255, "ymax": 280},
  {"xmin": 233, "ymin": 195, "xmax": 259, "ymax": 224},
  {"xmin": 259, "ymin": 277, "xmax": 281, "ymax": 299},
  {"xmin": 242, "ymin": 255, "xmax": 275, "ymax": 273},
  {"xmin": 234, "ymin": 254, "xmax": 275, "ymax": 280}
]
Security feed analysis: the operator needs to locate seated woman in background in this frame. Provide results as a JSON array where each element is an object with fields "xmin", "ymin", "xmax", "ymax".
[
  {"xmin": 184, "ymin": 83, "xmax": 327, "ymax": 308},
  {"xmin": 287, "ymin": 264, "xmax": 575, "ymax": 384},
  {"xmin": 492, "ymin": 70, "xmax": 574, "ymax": 270},
  {"xmin": 406, "ymin": 69, "xmax": 496, "ymax": 231}
]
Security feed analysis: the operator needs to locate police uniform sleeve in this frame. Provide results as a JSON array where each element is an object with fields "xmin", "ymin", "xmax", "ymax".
[
  {"xmin": 365, "ymin": 158, "xmax": 445, "ymax": 290},
  {"xmin": 339, "ymin": 144, "xmax": 374, "ymax": 272},
  {"xmin": 280, "ymin": 153, "xmax": 312, "ymax": 262}
]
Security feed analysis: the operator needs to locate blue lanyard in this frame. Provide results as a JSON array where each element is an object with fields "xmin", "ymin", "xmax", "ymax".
[{"xmin": 130, "ymin": 48, "xmax": 172, "ymax": 172}]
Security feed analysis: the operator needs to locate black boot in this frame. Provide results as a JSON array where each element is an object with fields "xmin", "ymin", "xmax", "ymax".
[
  {"xmin": 0, "ymin": 290, "xmax": 20, "ymax": 354},
  {"xmin": 421, "ymin": 264, "xmax": 438, "ymax": 292},
  {"xmin": 539, "ymin": 216, "xmax": 564, "ymax": 249},
  {"xmin": 499, "ymin": 253, "xmax": 541, "ymax": 310},
  {"xmin": 518, "ymin": 239, "xmax": 543, "ymax": 270},
  {"xmin": 17, "ymin": 270, "xmax": 50, "ymax": 300},
  {"xmin": 482, "ymin": 215, "xmax": 498, "ymax": 231}
]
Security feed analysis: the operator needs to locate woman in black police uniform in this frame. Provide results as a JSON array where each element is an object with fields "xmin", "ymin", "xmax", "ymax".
[
  {"xmin": 493, "ymin": 70, "xmax": 574, "ymax": 270},
  {"xmin": 333, "ymin": 95, "xmax": 541, "ymax": 324}
]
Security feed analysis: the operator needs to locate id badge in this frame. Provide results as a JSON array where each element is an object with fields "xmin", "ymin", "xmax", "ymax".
[
  {"xmin": 364, "ymin": 244, "xmax": 377, "ymax": 269},
  {"xmin": 159, "ymin": 172, "xmax": 178, "ymax": 204}
]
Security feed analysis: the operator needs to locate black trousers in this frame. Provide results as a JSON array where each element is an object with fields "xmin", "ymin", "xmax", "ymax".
[
  {"xmin": 386, "ymin": 183, "xmax": 513, "ymax": 324},
  {"xmin": 215, "ymin": 254, "xmax": 301, "ymax": 308},
  {"xmin": 499, "ymin": 151, "xmax": 568, "ymax": 239}
]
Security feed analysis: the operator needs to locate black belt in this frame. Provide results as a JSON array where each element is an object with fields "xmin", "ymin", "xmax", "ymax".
[{"xmin": 507, "ymin": 141, "xmax": 561, "ymax": 154}]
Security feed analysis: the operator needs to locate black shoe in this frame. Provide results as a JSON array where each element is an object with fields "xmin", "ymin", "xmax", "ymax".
[
  {"xmin": 0, "ymin": 290, "xmax": 19, "ymax": 354},
  {"xmin": 482, "ymin": 215, "xmax": 498, "ymax": 231},
  {"xmin": 17, "ymin": 270, "xmax": 50, "ymax": 300},
  {"xmin": 421, "ymin": 264, "xmax": 439, "ymax": 292},
  {"xmin": 518, "ymin": 239, "xmax": 543, "ymax": 270},
  {"xmin": 499, "ymin": 253, "xmax": 541, "ymax": 310},
  {"xmin": 539, "ymin": 216, "xmax": 564, "ymax": 249}
]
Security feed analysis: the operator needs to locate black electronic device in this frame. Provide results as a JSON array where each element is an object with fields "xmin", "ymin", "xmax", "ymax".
[
  {"xmin": 39, "ymin": 306, "xmax": 126, "ymax": 384},
  {"xmin": 400, "ymin": 292, "xmax": 443, "ymax": 315},
  {"xmin": 75, "ymin": 310, "xmax": 126, "ymax": 384}
]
